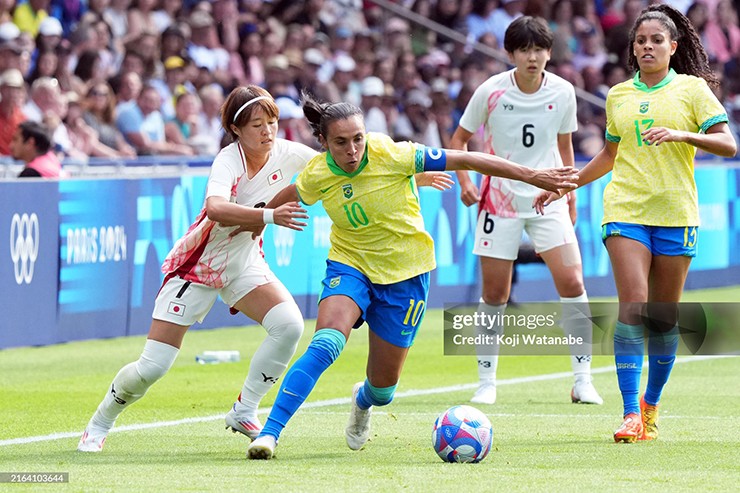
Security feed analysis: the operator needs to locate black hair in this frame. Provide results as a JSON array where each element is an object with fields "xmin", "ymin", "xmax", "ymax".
[
  {"xmin": 19, "ymin": 120, "xmax": 53, "ymax": 154},
  {"xmin": 300, "ymin": 90, "xmax": 364, "ymax": 141},
  {"xmin": 628, "ymin": 3, "xmax": 719, "ymax": 88},
  {"xmin": 503, "ymin": 16, "xmax": 553, "ymax": 53},
  {"xmin": 220, "ymin": 85, "xmax": 279, "ymax": 140}
]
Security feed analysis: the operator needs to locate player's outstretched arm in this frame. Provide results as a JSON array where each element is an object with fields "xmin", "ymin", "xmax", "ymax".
[
  {"xmin": 533, "ymin": 140, "xmax": 618, "ymax": 214},
  {"xmin": 443, "ymin": 149, "xmax": 578, "ymax": 193}
]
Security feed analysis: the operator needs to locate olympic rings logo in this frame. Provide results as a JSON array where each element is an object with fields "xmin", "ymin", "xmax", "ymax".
[{"xmin": 10, "ymin": 213, "xmax": 39, "ymax": 285}]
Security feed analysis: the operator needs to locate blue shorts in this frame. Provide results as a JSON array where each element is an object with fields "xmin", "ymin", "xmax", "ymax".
[
  {"xmin": 319, "ymin": 260, "xmax": 430, "ymax": 348},
  {"xmin": 601, "ymin": 222, "xmax": 698, "ymax": 257}
]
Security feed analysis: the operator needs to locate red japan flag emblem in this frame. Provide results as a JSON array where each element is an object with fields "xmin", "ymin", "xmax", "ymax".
[
  {"xmin": 168, "ymin": 302, "xmax": 185, "ymax": 317},
  {"xmin": 268, "ymin": 169, "xmax": 283, "ymax": 185},
  {"xmin": 478, "ymin": 239, "xmax": 493, "ymax": 250},
  {"xmin": 545, "ymin": 103, "xmax": 557, "ymax": 112}
]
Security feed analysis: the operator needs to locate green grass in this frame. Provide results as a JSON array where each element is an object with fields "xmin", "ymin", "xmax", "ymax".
[{"xmin": 1, "ymin": 287, "xmax": 739, "ymax": 492}]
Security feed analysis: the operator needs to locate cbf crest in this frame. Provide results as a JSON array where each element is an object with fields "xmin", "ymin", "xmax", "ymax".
[
  {"xmin": 639, "ymin": 101, "xmax": 649, "ymax": 114},
  {"xmin": 342, "ymin": 184, "xmax": 354, "ymax": 199},
  {"xmin": 329, "ymin": 276, "xmax": 341, "ymax": 288}
]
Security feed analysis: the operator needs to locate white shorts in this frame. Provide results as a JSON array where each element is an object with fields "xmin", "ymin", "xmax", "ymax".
[
  {"xmin": 152, "ymin": 255, "xmax": 278, "ymax": 325},
  {"xmin": 472, "ymin": 208, "xmax": 579, "ymax": 260}
]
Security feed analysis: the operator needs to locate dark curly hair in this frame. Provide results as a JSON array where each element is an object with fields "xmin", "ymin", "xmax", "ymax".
[{"xmin": 627, "ymin": 3, "xmax": 719, "ymax": 88}]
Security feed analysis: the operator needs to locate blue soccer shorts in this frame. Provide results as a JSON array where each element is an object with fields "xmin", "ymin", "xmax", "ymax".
[
  {"xmin": 319, "ymin": 260, "xmax": 430, "ymax": 348},
  {"xmin": 602, "ymin": 222, "xmax": 698, "ymax": 257}
]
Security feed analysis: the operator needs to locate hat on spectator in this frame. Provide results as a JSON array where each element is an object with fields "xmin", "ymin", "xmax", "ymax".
[
  {"xmin": 303, "ymin": 48, "xmax": 325, "ymax": 66},
  {"xmin": 405, "ymin": 89, "xmax": 431, "ymax": 108},
  {"xmin": 285, "ymin": 51, "xmax": 304, "ymax": 69},
  {"xmin": 0, "ymin": 68, "xmax": 25, "ymax": 88},
  {"xmin": 361, "ymin": 76, "xmax": 385, "ymax": 97},
  {"xmin": 0, "ymin": 21, "xmax": 20, "ymax": 41},
  {"xmin": 39, "ymin": 17, "xmax": 63, "ymax": 37},
  {"xmin": 386, "ymin": 17, "xmax": 409, "ymax": 34},
  {"xmin": 419, "ymin": 49, "xmax": 451, "ymax": 68},
  {"xmin": 164, "ymin": 56, "xmax": 186, "ymax": 70},
  {"xmin": 275, "ymin": 97, "xmax": 303, "ymax": 120},
  {"xmin": 0, "ymin": 39, "xmax": 23, "ymax": 55},
  {"xmin": 312, "ymin": 32, "xmax": 330, "ymax": 46},
  {"xmin": 334, "ymin": 54, "xmax": 356, "ymax": 73},
  {"xmin": 189, "ymin": 11, "xmax": 214, "ymax": 29},
  {"xmin": 265, "ymin": 54, "xmax": 289, "ymax": 70}
]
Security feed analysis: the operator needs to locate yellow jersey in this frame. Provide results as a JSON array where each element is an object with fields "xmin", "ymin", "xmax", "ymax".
[
  {"xmin": 296, "ymin": 133, "xmax": 436, "ymax": 284},
  {"xmin": 603, "ymin": 69, "xmax": 728, "ymax": 226}
]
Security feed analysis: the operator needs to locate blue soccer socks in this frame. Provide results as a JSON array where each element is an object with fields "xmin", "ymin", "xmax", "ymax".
[
  {"xmin": 259, "ymin": 329, "xmax": 346, "ymax": 440},
  {"xmin": 614, "ymin": 321, "xmax": 644, "ymax": 417}
]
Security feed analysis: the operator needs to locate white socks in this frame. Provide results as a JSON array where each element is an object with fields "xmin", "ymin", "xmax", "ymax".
[
  {"xmin": 234, "ymin": 301, "xmax": 304, "ymax": 418},
  {"xmin": 476, "ymin": 299, "xmax": 506, "ymax": 385},
  {"xmin": 560, "ymin": 292, "xmax": 593, "ymax": 383},
  {"xmin": 88, "ymin": 339, "xmax": 179, "ymax": 431}
]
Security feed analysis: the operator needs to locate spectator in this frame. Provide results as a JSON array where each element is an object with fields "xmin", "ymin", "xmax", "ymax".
[
  {"xmin": 164, "ymin": 91, "xmax": 209, "ymax": 153},
  {"xmin": 394, "ymin": 89, "xmax": 443, "ymax": 147},
  {"xmin": 490, "ymin": 0, "xmax": 527, "ymax": 46},
  {"xmin": 196, "ymin": 83, "xmax": 225, "ymax": 150},
  {"xmin": 112, "ymin": 71, "xmax": 142, "ymax": 112},
  {"xmin": 152, "ymin": 55, "xmax": 195, "ymax": 120},
  {"xmin": 12, "ymin": 120, "xmax": 63, "ymax": 178},
  {"xmin": 153, "ymin": 0, "xmax": 183, "ymax": 33},
  {"xmin": 234, "ymin": 27, "xmax": 265, "ymax": 87},
  {"xmin": 0, "ymin": 0, "xmax": 13, "ymax": 24},
  {"xmin": 126, "ymin": 0, "xmax": 158, "ymax": 44},
  {"xmin": 65, "ymin": 92, "xmax": 131, "ymax": 159},
  {"xmin": 703, "ymin": 0, "xmax": 740, "ymax": 64},
  {"xmin": 27, "ymin": 49, "xmax": 58, "ymax": 85},
  {"xmin": 466, "ymin": 0, "xmax": 499, "ymax": 42},
  {"xmin": 275, "ymin": 95, "xmax": 315, "ymax": 147},
  {"xmin": 74, "ymin": 50, "xmax": 105, "ymax": 88},
  {"xmin": 116, "ymin": 84, "xmax": 193, "ymax": 155},
  {"xmin": 0, "ymin": 38, "xmax": 29, "ymax": 74},
  {"xmin": 23, "ymin": 76, "xmax": 83, "ymax": 158},
  {"xmin": 187, "ymin": 10, "xmax": 231, "ymax": 87},
  {"xmin": 160, "ymin": 22, "xmax": 190, "ymax": 61},
  {"xmin": 0, "ymin": 68, "xmax": 28, "ymax": 156},
  {"xmin": 332, "ymin": 53, "xmax": 361, "ymax": 106},
  {"xmin": 82, "ymin": 82, "xmax": 137, "ymax": 156},
  {"xmin": 14, "ymin": 0, "xmax": 52, "ymax": 37},
  {"xmin": 360, "ymin": 76, "xmax": 389, "ymax": 134}
]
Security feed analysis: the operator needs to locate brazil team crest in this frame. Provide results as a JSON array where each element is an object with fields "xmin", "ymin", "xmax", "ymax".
[
  {"xmin": 342, "ymin": 184, "xmax": 353, "ymax": 199},
  {"xmin": 639, "ymin": 101, "xmax": 649, "ymax": 114},
  {"xmin": 329, "ymin": 276, "xmax": 341, "ymax": 288}
]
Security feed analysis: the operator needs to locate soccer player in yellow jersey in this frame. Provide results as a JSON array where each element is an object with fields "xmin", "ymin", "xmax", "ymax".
[
  {"xmin": 246, "ymin": 91, "xmax": 579, "ymax": 459},
  {"xmin": 535, "ymin": 4, "xmax": 737, "ymax": 443}
]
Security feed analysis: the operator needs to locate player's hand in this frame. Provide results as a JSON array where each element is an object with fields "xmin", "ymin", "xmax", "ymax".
[
  {"xmin": 415, "ymin": 172, "xmax": 454, "ymax": 191},
  {"xmin": 640, "ymin": 126, "xmax": 686, "ymax": 146},
  {"xmin": 458, "ymin": 180, "xmax": 480, "ymax": 207},
  {"xmin": 532, "ymin": 191, "xmax": 563, "ymax": 215},
  {"xmin": 530, "ymin": 167, "xmax": 578, "ymax": 193},
  {"xmin": 273, "ymin": 202, "xmax": 308, "ymax": 231}
]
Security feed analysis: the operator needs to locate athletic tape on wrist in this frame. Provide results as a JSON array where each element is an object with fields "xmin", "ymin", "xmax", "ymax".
[{"xmin": 263, "ymin": 208, "xmax": 275, "ymax": 224}]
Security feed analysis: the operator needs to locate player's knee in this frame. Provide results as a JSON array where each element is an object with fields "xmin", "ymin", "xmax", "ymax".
[
  {"xmin": 364, "ymin": 381, "xmax": 397, "ymax": 407},
  {"xmin": 263, "ymin": 301, "xmax": 304, "ymax": 348},
  {"xmin": 135, "ymin": 339, "xmax": 179, "ymax": 384},
  {"xmin": 307, "ymin": 328, "xmax": 346, "ymax": 366}
]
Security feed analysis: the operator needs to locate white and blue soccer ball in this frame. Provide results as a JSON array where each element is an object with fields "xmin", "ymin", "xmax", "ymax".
[{"xmin": 432, "ymin": 405, "xmax": 493, "ymax": 463}]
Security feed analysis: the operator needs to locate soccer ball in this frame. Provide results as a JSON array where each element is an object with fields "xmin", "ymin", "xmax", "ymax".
[{"xmin": 432, "ymin": 405, "xmax": 493, "ymax": 463}]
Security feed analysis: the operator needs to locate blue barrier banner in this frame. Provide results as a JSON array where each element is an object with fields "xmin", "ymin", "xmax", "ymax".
[
  {"xmin": 57, "ymin": 180, "xmax": 133, "ymax": 341},
  {"xmin": 0, "ymin": 181, "xmax": 59, "ymax": 347}
]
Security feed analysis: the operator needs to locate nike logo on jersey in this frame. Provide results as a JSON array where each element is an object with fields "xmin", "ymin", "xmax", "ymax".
[
  {"xmin": 320, "ymin": 186, "xmax": 333, "ymax": 193},
  {"xmin": 401, "ymin": 329, "xmax": 414, "ymax": 336}
]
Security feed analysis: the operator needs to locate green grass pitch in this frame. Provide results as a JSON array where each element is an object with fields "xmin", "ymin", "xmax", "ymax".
[{"xmin": 1, "ymin": 287, "xmax": 739, "ymax": 492}]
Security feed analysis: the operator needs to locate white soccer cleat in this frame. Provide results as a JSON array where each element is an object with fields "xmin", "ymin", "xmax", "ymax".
[
  {"xmin": 77, "ymin": 426, "xmax": 108, "ymax": 452},
  {"xmin": 571, "ymin": 379, "xmax": 604, "ymax": 405},
  {"xmin": 470, "ymin": 382, "xmax": 497, "ymax": 405},
  {"xmin": 225, "ymin": 404, "xmax": 263, "ymax": 440},
  {"xmin": 345, "ymin": 382, "xmax": 372, "ymax": 451},
  {"xmin": 246, "ymin": 435, "xmax": 277, "ymax": 460}
]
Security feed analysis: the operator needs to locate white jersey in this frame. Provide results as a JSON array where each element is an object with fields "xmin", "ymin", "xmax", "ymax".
[
  {"xmin": 161, "ymin": 139, "xmax": 318, "ymax": 288},
  {"xmin": 459, "ymin": 69, "xmax": 577, "ymax": 218}
]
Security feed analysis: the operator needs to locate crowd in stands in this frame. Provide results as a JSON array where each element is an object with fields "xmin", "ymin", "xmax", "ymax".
[{"xmin": 1, "ymin": 0, "xmax": 739, "ymax": 167}]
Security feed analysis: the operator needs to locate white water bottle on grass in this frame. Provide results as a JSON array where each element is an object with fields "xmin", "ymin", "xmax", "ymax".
[{"xmin": 195, "ymin": 350, "xmax": 241, "ymax": 364}]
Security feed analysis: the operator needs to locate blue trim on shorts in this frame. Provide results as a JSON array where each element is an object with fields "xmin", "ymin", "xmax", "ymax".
[
  {"xmin": 319, "ymin": 260, "xmax": 430, "ymax": 348},
  {"xmin": 601, "ymin": 222, "xmax": 698, "ymax": 257}
]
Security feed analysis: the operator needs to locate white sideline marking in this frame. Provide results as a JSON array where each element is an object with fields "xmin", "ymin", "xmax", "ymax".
[{"xmin": 0, "ymin": 355, "xmax": 733, "ymax": 447}]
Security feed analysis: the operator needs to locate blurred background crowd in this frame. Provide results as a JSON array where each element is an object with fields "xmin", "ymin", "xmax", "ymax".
[{"xmin": 0, "ymin": 0, "xmax": 739, "ymax": 165}]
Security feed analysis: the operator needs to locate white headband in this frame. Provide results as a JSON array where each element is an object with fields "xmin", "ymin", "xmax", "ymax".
[{"xmin": 233, "ymin": 96, "xmax": 271, "ymax": 123}]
